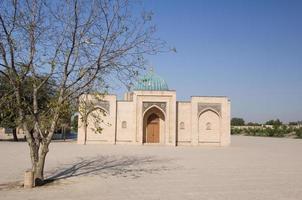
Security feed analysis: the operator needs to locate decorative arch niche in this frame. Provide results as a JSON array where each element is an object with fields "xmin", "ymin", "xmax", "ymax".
[
  {"xmin": 86, "ymin": 106, "xmax": 111, "ymax": 140},
  {"xmin": 198, "ymin": 109, "xmax": 221, "ymax": 143}
]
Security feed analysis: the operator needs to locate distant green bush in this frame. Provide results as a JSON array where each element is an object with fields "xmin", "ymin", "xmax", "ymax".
[
  {"xmin": 296, "ymin": 128, "xmax": 302, "ymax": 138},
  {"xmin": 231, "ymin": 128, "xmax": 242, "ymax": 135}
]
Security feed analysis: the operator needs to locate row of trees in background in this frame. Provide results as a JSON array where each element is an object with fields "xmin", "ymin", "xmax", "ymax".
[
  {"xmin": 231, "ymin": 117, "xmax": 302, "ymax": 138},
  {"xmin": 231, "ymin": 126, "xmax": 302, "ymax": 138},
  {"xmin": 231, "ymin": 118, "xmax": 301, "ymax": 127},
  {"xmin": 0, "ymin": 75, "xmax": 74, "ymax": 141}
]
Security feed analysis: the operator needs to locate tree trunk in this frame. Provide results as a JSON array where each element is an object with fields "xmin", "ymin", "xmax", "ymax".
[
  {"xmin": 33, "ymin": 143, "xmax": 49, "ymax": 186},
  {"xmin": 33, "ymin": 162, "xmax": 44, "ymax": 186},
  {"xmin": 12, "ymin": 128, "xmax": 18, "ymax": 141},
  {"xmin": 84, "ymin": 120, "xmax": 88, "ymax": 145}
]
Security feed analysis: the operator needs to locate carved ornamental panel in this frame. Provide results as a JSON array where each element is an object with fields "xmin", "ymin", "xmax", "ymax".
[
  {"xmin": 198, "ymin": 103, "xmax": 221, "ymax": 116},
  {"xmin": 94, "ymin": 101, "xmax": 110, "ymax": 114},
  {"xmin": 142, "ymin": 102, "xmax": 166, "ymax": 114}
]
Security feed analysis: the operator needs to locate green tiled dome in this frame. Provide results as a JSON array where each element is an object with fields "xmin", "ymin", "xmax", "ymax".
[{"xmin": 134, "ymin": 70, "xmax": 169, "ymax": 91}]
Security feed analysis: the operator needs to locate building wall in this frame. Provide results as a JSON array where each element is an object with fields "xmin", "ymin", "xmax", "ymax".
[
  {"xmin": 177, "ymin": 102, "xmax": 192, "ymax": 145},
  {"xmin": 116, "ymin": 101, "xmax": 135, "ymax": 143},
  {"xmin": 0, "ymin": 127, "xmax": 25, "ymax": 140},
  {"xmin": 190, "ymin": 96, "xmax": 231, "ymax": 146},
  {"xmin": 77, "ymin": 93, "xmax": 231, "ymax": 147},
  {"xmin": 77, "ymin": 94, "xmax": 117, "ymax": 144}
]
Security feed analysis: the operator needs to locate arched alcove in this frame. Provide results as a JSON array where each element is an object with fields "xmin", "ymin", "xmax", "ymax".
[
  {"xmin": 143, "ymin": 106, "xmax": 165, "ymax": 144},
  {"xmin": 198, "ymin": 109, "xmax": 221, "ymax": 143},
  {"xmin": 86, "ymin": 107, "xmax": 111, "ymax": 140}
]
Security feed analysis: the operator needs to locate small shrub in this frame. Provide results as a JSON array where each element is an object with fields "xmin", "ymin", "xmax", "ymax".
[
  {"xmin": 266, "ymin": 127, "xmax": 274, "ymax": 137},
  {"xmin": 246, "ymin": 128, "xmax": 255, "ymax": 136},
  {"xmin": 254, "ymin": 128, "xmax": 265, "ymax": 137},
  {"xmin": 296, "ymin": 128, "xmax": 302, "ymax": 138},
  {"xmin": 231, "ymin": 128, "xmax": 243, "ymax": 135},
  {"xmin": 273, "ymin": 127, "xmax": 286, "ymax": 137}
]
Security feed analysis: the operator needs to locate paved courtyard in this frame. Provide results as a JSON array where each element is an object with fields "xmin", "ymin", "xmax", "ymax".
[{"xmin": 1, "ymin": 136, "xmax": 302, "ymax": 200}]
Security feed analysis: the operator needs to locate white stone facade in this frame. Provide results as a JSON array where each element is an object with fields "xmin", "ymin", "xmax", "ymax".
[{"xmin": 77, "ymin": 90, "xmax": 231, "ymax": 146}]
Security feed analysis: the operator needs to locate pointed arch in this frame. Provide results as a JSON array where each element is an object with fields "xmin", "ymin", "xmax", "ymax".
[
  {"xmin": 198, "ymin": 108, "xmax": 221, "ymax": 119},
  {"xmin": 86, "ymin": 106, "xmax": 111, "ymax": 141},
  {"xmin": 143, "ymin": 106, "xmax": 166, "ymax": 144},
  {"xmin": 142, "ymin": 104, "xmax": 166, "ymax": 119},
  {"xmin": 198, "ymin": 108, "xmax": 221, "ymax": 143},
  {"xmin": 87, "ymin": 105, "xmax": 109, "ymax": 116}
]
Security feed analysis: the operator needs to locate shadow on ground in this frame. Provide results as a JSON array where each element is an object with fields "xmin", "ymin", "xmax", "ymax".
[
  {"xmin": 0, "ymin": 155, "xmax": 174, "ymax": 190},
  {"xmin": 46, "ymin": 155, "xmax": 173, "ymax": 182}
]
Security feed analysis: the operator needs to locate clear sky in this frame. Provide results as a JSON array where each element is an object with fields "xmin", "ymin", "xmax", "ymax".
[{"xmin": 123, "ymin": 0, "xmax": 301, "ymax": 123}]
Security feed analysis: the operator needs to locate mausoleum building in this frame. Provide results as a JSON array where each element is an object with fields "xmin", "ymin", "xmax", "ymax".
[{"xmin": 77, "ymin": 70, "xmax": 231, "ymax": 146}]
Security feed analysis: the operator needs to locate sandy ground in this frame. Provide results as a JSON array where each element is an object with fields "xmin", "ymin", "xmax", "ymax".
[{"xmin": 1, "ymin": 136, "xmax": 302, "ymax": 200}]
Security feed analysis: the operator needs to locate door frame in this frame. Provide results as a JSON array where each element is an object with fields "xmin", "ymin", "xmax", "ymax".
[
  {"xmin": 142, "ymin": 106, "xmax": 165, "ymax": 144},
  {"xmin": 146, "ymin": 113, "xmax": 160, "ymax": 143}
]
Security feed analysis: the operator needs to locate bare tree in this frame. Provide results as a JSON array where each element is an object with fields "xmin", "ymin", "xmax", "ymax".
[{"xmin": 0, "ymin": 0, "xmax": 166, "ymax": 186}]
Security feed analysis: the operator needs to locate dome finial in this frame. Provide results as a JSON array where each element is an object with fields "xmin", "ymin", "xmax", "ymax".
[
  {"xmin": 133, "ymin": 65, "xmax": 169, "ymax": 91},
  {"xmin": 148, "ymin": 63, "xmax": 154, "ymax": 74}
]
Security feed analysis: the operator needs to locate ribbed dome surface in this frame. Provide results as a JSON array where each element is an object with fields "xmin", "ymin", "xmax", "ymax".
[{"xmin": 134, "ymin": 70, "xmax": 169, "ymax": 91}]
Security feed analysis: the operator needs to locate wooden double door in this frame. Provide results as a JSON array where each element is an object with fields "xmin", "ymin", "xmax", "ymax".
[{"xmin": 146, "ymin": 113, "xmax": 160, "ymax": 143}]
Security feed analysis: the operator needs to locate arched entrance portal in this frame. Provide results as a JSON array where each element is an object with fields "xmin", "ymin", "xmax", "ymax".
[
  {"xmin": 146, "ymin": 113, "xmax": 160, "ymax": 143},
  {"xmin": 143, "ymin": 107, "xmax": 165, "ymax": 144}
]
